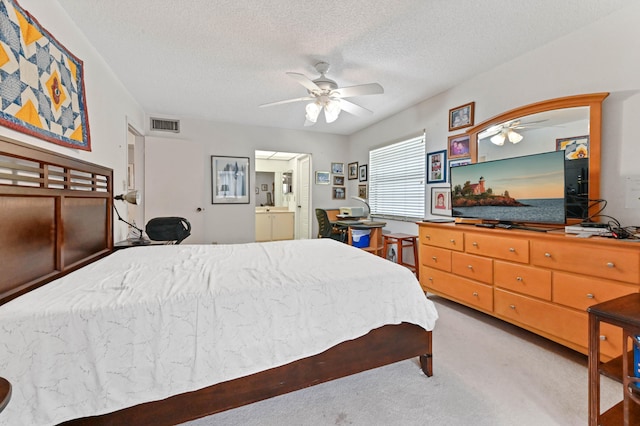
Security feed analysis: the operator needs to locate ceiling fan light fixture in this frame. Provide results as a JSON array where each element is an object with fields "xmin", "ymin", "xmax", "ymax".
[
  {"xmin": 324, "ymin": 99, "xmax": 341, "ymax": 123},
  {"xmin": 305, "ymin": 102, "xmax": 321, "ymax": 123},
  {"xmin": 490, "ymin": 133, "xmax": 506, "ymax": 146},
  {"xmin": 507, "ymin": 130, "xmax": 523, "ymax": 144}
]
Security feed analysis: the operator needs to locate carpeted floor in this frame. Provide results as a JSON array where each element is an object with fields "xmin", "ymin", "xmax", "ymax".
[{"xmin": 185, "ymin": 296, "xmax": 622, "ymax": 425}]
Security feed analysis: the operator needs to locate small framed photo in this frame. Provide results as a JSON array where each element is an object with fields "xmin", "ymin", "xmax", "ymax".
[
  {"xmin": 333, "ymin": 175, "xmax": 345, "ymax": 186},
  {"xmin": 211, "ymin": 155, "xmax": 250, "ymax": 204},
  {"xmin": 449, "ymin": 101, "xmax": 475, "ymax": 131},
  {"xmin": 427, "ymin": 150, "xmax": 447, "ymax": 184},
  {"xmin": 332, "ymin": 186, "xmax": 346, "ymax": 200},
  {"xmin": 331, "ymin": 162, "xmax": 344, "ymax": 175},
  {"xmin": 255, "ymin": 187, "xmax": 259, "ymax": 194},
  {"xmin": 359, "ymin": 164, "xmax": 368, "ymax": 182},
  {"xmin": 315, "ymin": 171, "xmax": 330, "ymax": 184},
  {"xmin": 449, "ymin": 158, "xmax": 471, "ymax": 168},
  {"xmin": 358, "ymin": 184, "xmax": 367, "ymax": 199},
  {"xmin": 556, "ymin": 135, "xmax": 589, "ymax": 160},
  {"xmin": 448, "ymin": 133, "xmax": 471, "ymax": 159},
  {"xmin": 261, "ymin": 184, "xmax": 268, "ymax": 191},
  {"xmin": 348, "ymin": 162, "xmax": 358, "ymax": 180},
  {"xmin": 431, "ymin": 187, "xmax": 452, "ymax": 217}
]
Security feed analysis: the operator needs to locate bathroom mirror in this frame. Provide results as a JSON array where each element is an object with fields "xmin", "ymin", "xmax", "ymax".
[
  {"xmin": 282, "ymin": 171, "xmax": 293, "ymax": 194},
  {"xmin": 466, "ymin": 93, "xmax": 608, "ymax": 220}
]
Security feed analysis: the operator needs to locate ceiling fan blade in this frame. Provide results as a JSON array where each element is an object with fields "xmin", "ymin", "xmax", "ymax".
[
  {"xmin": 286, "ymin": 72, "xmax": 321, "ymax": 92},
  {"xmin": 339, "ymin": 99, "xmax": 373, "ymax": 117},
  {"xmin": 259, "ymin": 96, "xmax": 315, "ymax": 108},
  {"xmin": 332, "ymin": 83, "xmax": 384, "ymax": 98}
]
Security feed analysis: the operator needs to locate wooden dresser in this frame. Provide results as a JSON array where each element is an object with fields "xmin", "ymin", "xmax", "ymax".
[{"xmin": 418, "ymin": 222, "xmax": 640, "ymax": 360}]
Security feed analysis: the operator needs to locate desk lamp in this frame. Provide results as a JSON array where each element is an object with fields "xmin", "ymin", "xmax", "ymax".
[
  {"xmin": 351, "ymin": 196, "xmax": 371, "ymax": 220},
  {"xmin": 113, "ymin": 190, "xmax": 147, "ymax": 242}
]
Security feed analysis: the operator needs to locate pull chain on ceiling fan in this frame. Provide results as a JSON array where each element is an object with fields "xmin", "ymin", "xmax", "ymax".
[{"xmin": 259, "ymin": 62, "xmax": 384, "ymax": 126}]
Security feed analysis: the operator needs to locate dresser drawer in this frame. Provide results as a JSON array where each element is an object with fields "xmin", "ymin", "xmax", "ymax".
[
  {"xmin": 494, "ymin": 289, "xmax": 586, "ymax": 350},
  {"xmin": 531, "ymin": 240, "xmax": 640, "ymax": 284},
  {"xmin": 464, "ymin": 232, "xmax": 529, "ymax": 263},
  {"xmin": 452, "ymin": 252, "xmax": 493, "ymax": 284},
  {"xmin": 552, "ymin": 271, "xmax": 639, "ymax": 311},
  {"xmin": 421, "ymin": 246, "xmax": 452, "ymax": 272},
  {"xmin": 419, "ymin": 226, "xmax": 464, "ymax": 251},
  {"xmin": 494, "ymin": 261, "xmax": 551, "ymax": 300},
  {"xmin": 421, "ymin": 267, "xmax": 493, "ymax": 312}
]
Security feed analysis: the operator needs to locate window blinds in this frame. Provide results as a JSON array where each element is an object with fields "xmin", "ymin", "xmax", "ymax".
[{"xmin": 369, "ymin": 135, "xmax": 425, "ymax": 220}]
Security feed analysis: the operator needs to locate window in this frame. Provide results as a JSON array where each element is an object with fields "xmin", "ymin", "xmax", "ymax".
[{"xmin": 368, "ymin": 135, "xmax": 425, "ymax": 220}]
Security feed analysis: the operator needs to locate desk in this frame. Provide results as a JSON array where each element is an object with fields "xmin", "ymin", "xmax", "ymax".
[
  {"xmin": 588, "ymin": 293, "xmax": 640, "ymax": 425},
  {"xmin": 336, "ymin": 221, "xmax": 386, "ymax": 256}
]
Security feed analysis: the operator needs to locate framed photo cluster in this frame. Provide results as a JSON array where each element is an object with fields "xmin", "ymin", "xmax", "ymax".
[{"xmin": 331, "ymin": 162, "xmax": 345, "ymax": 199}]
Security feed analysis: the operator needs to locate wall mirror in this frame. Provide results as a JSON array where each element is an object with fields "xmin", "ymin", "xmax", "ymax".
[
  {"xmin": 466, "ymin": 93, "xmax": 609, "ymax": 220},
  {"xmin": 282, "ymin": 171, "xmax": 293, "ymax": 194}
]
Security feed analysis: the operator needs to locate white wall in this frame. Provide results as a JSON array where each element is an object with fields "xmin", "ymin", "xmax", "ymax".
[
  {"xmin": 348, "ymin": 2, "xmax": 640, "ymax": 232},
  {"xmin": 0, "ymin": 1, "xmax": 145, "ymax": 242},
  {"xmin": 146, "ymin": 118, "xmax": 348, "ymax": 243}
]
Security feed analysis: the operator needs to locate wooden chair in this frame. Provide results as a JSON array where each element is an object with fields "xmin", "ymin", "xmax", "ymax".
[{"xmin": 382, "ymin": 233, "xmax": 419, "ymax": 278}]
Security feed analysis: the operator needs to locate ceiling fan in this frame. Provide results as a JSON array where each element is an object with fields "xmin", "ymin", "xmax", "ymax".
[
  {"xmin": 259, "ymin": 62, "xmax": 384, "ymax": 126},
  {"xmin": 479, "ymin": 119, "xmax": 549, "ymax": 146}
]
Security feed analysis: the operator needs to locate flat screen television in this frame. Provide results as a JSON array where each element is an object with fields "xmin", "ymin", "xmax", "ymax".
[{"xmin": 450, "ymin": 150, "xmax": 566, "ymax": 225}]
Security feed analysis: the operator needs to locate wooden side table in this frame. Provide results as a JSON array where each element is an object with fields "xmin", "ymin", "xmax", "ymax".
[
  {"xmin": 382, "ymin": 233, "xmax": 419, "ymax": 278},
  {"xmin": 588, "ymin": 293, "xmax": 640, "ymax": 425}
]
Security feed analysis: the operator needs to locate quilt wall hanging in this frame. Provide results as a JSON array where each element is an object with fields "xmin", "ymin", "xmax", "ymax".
[{"xmin": 0, "ymin": 0, "xmax": 91, "ymax": 150}]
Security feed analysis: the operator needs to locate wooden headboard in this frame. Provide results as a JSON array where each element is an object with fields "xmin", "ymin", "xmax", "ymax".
[{"xmin": 0, "ymin": 137, "xmax": 113, "ymax": 305}]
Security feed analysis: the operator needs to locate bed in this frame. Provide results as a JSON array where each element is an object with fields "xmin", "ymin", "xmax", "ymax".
[{"xmin": 0, "ymin": 137, "xmax": 437, "ymax": 426}]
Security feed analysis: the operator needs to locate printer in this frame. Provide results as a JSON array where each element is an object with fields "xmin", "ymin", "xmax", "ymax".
[{"xmin": 339, "ymin": 206, "xmax": 365, "ymax": 217}]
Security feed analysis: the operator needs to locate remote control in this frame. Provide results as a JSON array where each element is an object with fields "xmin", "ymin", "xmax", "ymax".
[{"xmin": 475, "ymin": 223, "xmax": 495, "ymax": 228}]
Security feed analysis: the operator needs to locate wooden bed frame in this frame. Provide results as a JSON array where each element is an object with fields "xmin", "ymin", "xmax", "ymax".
[{"xmin": 0, "ymin": 136, "xmax": 433, "ymax": 425}]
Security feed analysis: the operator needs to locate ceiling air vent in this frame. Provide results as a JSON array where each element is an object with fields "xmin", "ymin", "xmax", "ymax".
[{"xmin": 151, "ymin": 118, "xmax": 180, "ymax": 133}]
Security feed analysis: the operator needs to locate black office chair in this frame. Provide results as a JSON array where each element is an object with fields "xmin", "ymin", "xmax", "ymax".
[
  {"xmin": 315, "ymin": 209, "xmax": 347, "ymax": 243},
  {"xmin": 145, "ymin": 217, "xmax": 191, "ymax": 244}
]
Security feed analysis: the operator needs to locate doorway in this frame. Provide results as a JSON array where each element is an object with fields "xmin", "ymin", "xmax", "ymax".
[{"xmin": 255, "ymin": 150, "xmax": 312, "ymax": 240}]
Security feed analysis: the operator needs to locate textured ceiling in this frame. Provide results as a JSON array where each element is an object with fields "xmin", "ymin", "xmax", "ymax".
[{"xmin": 56, "ymin": 0, "xmax": 627, "ymax": 135}]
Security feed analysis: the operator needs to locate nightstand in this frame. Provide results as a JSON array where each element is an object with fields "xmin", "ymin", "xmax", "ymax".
[{"xmin": 588, "ymin": 293, "xmax": 640, "ymax": 425}]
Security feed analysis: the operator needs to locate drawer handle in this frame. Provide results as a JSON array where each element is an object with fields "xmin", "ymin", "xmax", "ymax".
[
  {"xmin": 509, "ymin": 304, "xmax": 516, "ymax": 310},
  {"xmin": 428, "ymin": 277, "xmax": 433, "ymax": 282},
  {"xmin": 472, "ymin": 242, "xmax": 478, "ymax": 247},
  {"xmin": 425, "ymin": 235, "xmax": 431, "ymax": 240},
  {"xmin": 599, "ymin": 335, "xmax": 607, "ymax": 341},
  {"xmin": 586, "ymin": 293, "xmax": 594, "ymax": 299},
  {"xmin": 450, "ymin": 239, "xmax": 456, "ymax": 243},
  {"xmin": 606, "ymin": 262, "xmax": 615, "ymax": 268},
  {"xmin": 467, "ymin": 265, "xmax": 473, "ymax": 270},
  {"xmin": 432, "ymin": 256, "xmax": 437, "ymax": 261},
  {"xmin": 516, "ymin": 276, "xmax": 523, "ymax": 282},
  {"xmin": 509, "ymin": 247, "xmax": 515, "ymax": 253},
  {"xmin": 544, "ymin": 252, "xmax": 552, "ymax": 258},
  {"xmin": 472, "ymin": 292, "xmax": 478, "ymax": 297}
]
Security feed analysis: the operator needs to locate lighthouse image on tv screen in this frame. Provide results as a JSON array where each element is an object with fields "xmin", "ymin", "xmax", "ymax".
[{"xmin": 450, "ymin": 150, "xmax": 566, "ymax": 224}]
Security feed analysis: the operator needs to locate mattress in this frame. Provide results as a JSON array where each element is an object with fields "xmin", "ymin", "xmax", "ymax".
[{"xmin": 0, "ymin": 239, "xmax": 438, "ymax": 425}]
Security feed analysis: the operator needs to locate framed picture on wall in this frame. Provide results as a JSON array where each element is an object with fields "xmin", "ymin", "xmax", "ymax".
[
  {"xmin": 359, "ymin": 164, "xmax": 368, "ymax": 182},
  {"xmin": 427, "ymin": 150, "xmax": 447, "ymax": 184},
  {"xmin": 331, "ymin": 162, "xmax": 344, "ymax": 175},
  {"xmin": 315, "ymin": 171, "xmax": 330, "ymax": 184},
  {"xmin": 348, "ymin": 162, "xmax": 358, "ymax": 179},
  {"xmin": 448, "ymin": 133, "xmax": 471, "ymax": 159},
  {"xmin": 333, "ymin": 175, "xmax": 345, "ymax": 185},
  {"xmin": 448, "ymin": 101, "xmax": 475, "ymax": 131},
  {"xmin": 430, "ymin": 187, "xmax": 452, "ymax": 217},
  {"xmin": 332, "ymin": 186, "xmax": 346, "ymax": 200},
  {"xmin": 358, "ymin": 184, "xmax": 367, "ymax": 199},
  {"xmin": 211, "ymin": 155, "xmax": 250, "ymax": 204},
  {"xmin": 556, "ymin": 135, "xmax": 589, "ymax": 160},
  {"xmin": 449, "ymin": 158, "xmax": 471, "ymax": 168}
]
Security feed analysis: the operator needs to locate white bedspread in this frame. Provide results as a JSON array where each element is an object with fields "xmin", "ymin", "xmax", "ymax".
[{"xmin": 0, "ymin": 239, "xmax": 437, "ymax": 425}]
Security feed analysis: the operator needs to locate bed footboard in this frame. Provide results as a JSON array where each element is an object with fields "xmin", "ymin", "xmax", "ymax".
[{"xmin": 62, "ymin": 323, "xmax": 433, "ymax": 426}]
